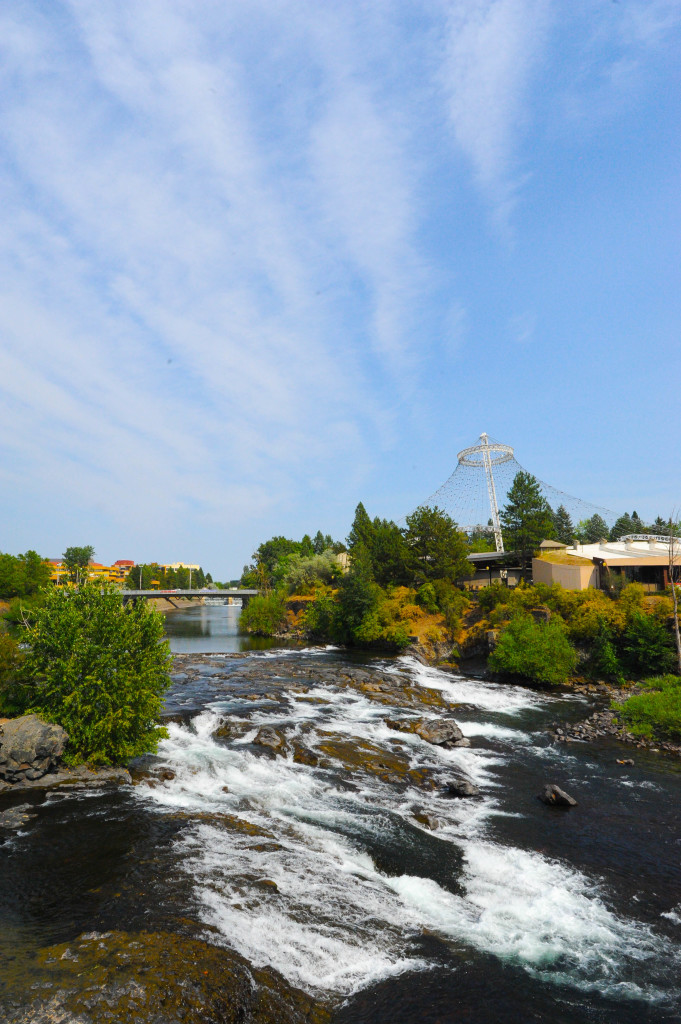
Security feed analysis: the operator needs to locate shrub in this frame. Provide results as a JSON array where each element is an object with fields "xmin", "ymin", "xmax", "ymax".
[
  {"xmin": 0, "ymin": 632, "xmax": 24, "ymax": 711},
  {"xmin": 489, "ymin": 612, "xmax": 577, "ymax": 686},
  {"xmin": 622, "ymin": 612, "xmax": 675, "ymax": 677},
  {"xmin": 302, "ymin": 587, "xmax": 337, "ymax": 637},
  {"xmin": 416, "ymin": 582, "xmax": 438, "ymax": 613},
  {"xmin": 239, "ymin": 593, "xmax": 288, "ymax": 636},
  {"xmin": 587, "ymin": 621, "xmax": 625, "ymax": 684},
  {"xmin": 613, "ymin": 675, "xmax": 681, "ymax": 739},
  {"xmin": 12, "ymin": 583, "xmax": 171, "ymax": 765}
]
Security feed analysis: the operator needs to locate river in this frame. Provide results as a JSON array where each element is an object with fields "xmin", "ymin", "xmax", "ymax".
[{"xmin": 1, "ymin": 603, "xmax": 680, "ymax": 1022}]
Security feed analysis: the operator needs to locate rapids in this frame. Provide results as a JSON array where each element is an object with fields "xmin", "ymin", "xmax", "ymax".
[{"xmin": 2, "ymin": 637, "xmax": 681, "ymax": 1022}]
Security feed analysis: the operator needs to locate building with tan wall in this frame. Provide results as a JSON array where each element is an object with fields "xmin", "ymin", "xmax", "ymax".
[{"xmin": 533, "ymin": 536, "xmax": 674, "ymax": 592}]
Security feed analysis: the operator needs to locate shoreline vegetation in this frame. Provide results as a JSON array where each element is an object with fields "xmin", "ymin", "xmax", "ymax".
[{"xmin": 1, "ymin": 477, "xmax": 681, "ymax": 770}]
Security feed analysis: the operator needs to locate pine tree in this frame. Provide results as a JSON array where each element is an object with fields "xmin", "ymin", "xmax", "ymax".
[
  {"xmin": 500, "ymin": 472, "xmax": 554, "ymax": 567},
  {"xmin": 552, "ymin": 505, "xmax": 574, "ymax": 545},
  {"xmin": 347, "ymin": 502, "xmax": 375, "ymax": 553},
  {"xmin": 609, "ymin": 513, "xmax": 634, "ymax": 541}
]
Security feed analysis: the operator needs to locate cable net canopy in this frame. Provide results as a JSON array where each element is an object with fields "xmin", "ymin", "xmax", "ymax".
[{"xmin": 419, "ymin": 433, "xmax": 617, "ymax": 534}]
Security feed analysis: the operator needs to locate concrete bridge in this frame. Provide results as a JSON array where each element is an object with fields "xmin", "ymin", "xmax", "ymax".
[{"xmin": 121, "ymin": 588, "xmax": 259, "ymax": 606}]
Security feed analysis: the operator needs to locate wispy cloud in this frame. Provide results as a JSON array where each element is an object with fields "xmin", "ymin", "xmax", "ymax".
[{"xmin": 439, "ymin": 0, "xmax": 552, "ymax": 221}]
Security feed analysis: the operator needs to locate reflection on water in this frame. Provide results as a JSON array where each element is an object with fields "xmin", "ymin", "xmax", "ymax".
[{"xmin": 163, "ymin": 602, "xmax": 288, "ymax": 654}]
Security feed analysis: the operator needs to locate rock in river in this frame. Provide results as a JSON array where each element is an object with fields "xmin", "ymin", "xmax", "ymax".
[
  {"xmin": 0, "ymin": 714, "xmax": 68, "ymax": 784},
  {"xmin": 445, "ymin": 780, "xmax": 480, "ymax": 798},
  {"xmin": 253, "ymin": 726, "xmax": 288, "ymax": 754},
  {"xmin": 538, "ymin": 784, "xmax": 577, "ymax": 807},
  {"xmin": 414, "ymin": 718, "xmax": 465, "ymax": 748}
]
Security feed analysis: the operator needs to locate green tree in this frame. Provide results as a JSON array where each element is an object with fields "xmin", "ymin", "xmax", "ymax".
[
  {"xmin": 489, "ymin": 612, "xmax": 577, "ymax": 686},
  {"xmin": 239, "ymin": 593, "xmax": 288, "ymax": 636},
  {"xmin": 609, "ymin": 513, "xmax": 635, "ymax": 542},
  {"xmin": 500, "ymin": 472, "xmax": 554, "ymax": 567},
  {"xmin": 9, "ymin": 582, "xmax": 171, "ymax": 764},
  {"xmin": 347, "ymin": 503, "xmax": 374, "ymax": 553},
  {"xmin": 370, "ymin": 518, "xmax": 411, "ymax": 586},
  {"xmin": 404, "ymin": 505, "xmax": 469, "ymax": 584},
  {"xmin": 622, "ymin": 612, "xmax": 675, "ymax": 677},
  {"xmin": 552, "ymin": 505, "xmax": 574, "ymax": 546},
  {"xmin": 62, "ymin": 545, "xmax": 95, "ymax": 584},
  {"xmin": 0, "ymin": 551, "xmax": 52, "ymax": 597},
  {"xmin": 575, "ymin": 514, "xmax": 609, "ymax": 544}
]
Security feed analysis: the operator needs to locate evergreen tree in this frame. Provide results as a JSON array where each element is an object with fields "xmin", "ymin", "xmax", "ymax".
[
  {"xmin": 347, "ymin": 502, "xmax": 374, "ymax": 553},
  {"xmin": 500, "ymin": 472, "xmax": 554, "ymax": 567},
  {"xmin": 609, "ymin": 513, "xmax": 634, "ymax": 541},
  {"xmin": 370, "ymin": 518, "xmax": 410, "ymax": 586},
  {"xmin": 552, "ymin": 505, "xmax": 574, "ymax": 546},
  {"xmin": 576, "ymin": 514, "xmax": 610, "ymax": 544},
  {"xmin": 404, "ymin": 505, "xmax": 469, "ymax": 583}
]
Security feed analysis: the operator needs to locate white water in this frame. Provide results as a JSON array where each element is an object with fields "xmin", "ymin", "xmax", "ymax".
[{"xmin": 137, "ymin": 655, "xmax": 679, "ymax": 1002}]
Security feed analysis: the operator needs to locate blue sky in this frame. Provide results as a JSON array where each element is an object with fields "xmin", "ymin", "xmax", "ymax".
[{"xmin": 1, "ymin": 1, "xmax": 679, "ymax": 579}]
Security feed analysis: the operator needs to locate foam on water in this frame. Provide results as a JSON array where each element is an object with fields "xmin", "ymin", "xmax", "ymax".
[
  {"xmin": 393, "ymin": 656, "xmax": 575, "ymax": 715},
  {"xmin": 137, "ymin": 662, "xmax": 680, "ymax": 1004}
]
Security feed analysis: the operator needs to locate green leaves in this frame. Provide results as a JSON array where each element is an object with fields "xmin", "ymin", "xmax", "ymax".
[
  {"xmin": 13, "ymin": 582, "xmax": 171, "ymax": 765},
  {"xmin": 500, "ymin": 471, "xmax": 554, "ymax": 567},
  {"xmin": 489, "ymin": 612, "xmax": 577, "ymax": 686}
]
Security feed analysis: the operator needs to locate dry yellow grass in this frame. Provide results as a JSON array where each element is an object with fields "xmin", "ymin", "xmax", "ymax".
[{"xmin": 536, "ymin": 551, "xmax": 593, "ymax": 566}]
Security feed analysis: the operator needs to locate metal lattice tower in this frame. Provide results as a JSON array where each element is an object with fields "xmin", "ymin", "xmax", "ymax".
[
  {"xmin": 414, "ymin": 432, "xmax": 617, "ymax": 541},
  {"xmin": 456, "ymin": 433, "xmax": 514, "ymax": 551}
]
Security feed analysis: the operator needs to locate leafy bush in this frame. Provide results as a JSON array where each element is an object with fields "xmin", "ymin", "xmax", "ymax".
[
  {"xmin": 239, "ymin": 593, "xmax": 288, "ymax": 636},
  {"xmin": 302, "ymin": 587, "xmax": 337, "ymax": 637},
  {"xmin": 489, "ymin": 612, "xmax": 577, "ymax": 686},
  {"xmin": 0, "ymin": 632, "xmax": 24, "ymax": 709},
  {"xmin": 416, "ymin": 582, "xmax": 438, "ymax": 613},
  {"xmin": 586, "ymin": 621, "xmax": 625, "ymax": 684},
  {"xmin": 622, "ymin": 612, "xmax": 675, "ymax": 676},
  {"xmin": 281, "ymin": 550, "xmax": 340, "ymax": 594},
  {"xmin": 613, "ymin": 675, "xmax": 681, "ymax": 739},
  {"xmin": 10, "ymin": 583, "xmax": 171, "ymax": 765}
]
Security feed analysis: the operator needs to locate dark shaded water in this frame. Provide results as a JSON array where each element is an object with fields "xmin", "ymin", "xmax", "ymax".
[{"xmin": 2, "ymin": 606, "xmax": 681, "ymax": 1022}]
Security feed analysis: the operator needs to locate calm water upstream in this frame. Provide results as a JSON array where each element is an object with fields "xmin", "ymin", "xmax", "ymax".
[{"xmin": 2, "ymin": 603, "xmax": 681, "ymax": 1022}]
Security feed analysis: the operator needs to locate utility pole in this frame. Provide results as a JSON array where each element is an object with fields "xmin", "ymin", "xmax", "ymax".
[{"xmin": 669, "ymin": 517, "xmax": 681, "ymax": 675}]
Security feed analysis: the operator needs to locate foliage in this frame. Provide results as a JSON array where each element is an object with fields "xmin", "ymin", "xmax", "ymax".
[
  {"xmin": 587, "ymin": 621, "xmax": 625, "ymax": 684},
  {"xmin": 0, "ymin": 632, "xmax": 24, "ymax": 708},
  {"xmin": 404, "ymin": 505, "xmax": 469, "ymax": 584},
  {"xmin": 575, "ymin": 514, "xmax": 609, "ymax": 544},
  {"xmin": 7, "ymin": 583, "xmax": 170, "ymax": 765},
  {"xmin": 552, "ymin": 505, "xmax": 574, "ymax": 546},
  {"xmin": 609, "ymin": 512, "xmax": 644, "ymax": 542},
  {"xmin": 62, "ymin": 546, "xmax": 95, "ymax": 583},
  {"xmin": 239, "ymin": 593, "xmax": 288, "ymax": 636},
  {"xmin": 125, "ymin": 564, "xmax": 207, "ymax": 590},
  {"xmin": 0, "ymin": 551, "xmax": 52, "ymax": 598},
  {"xmin": 241, "ymin": 530, "xmax": 343, "ymax": 588},
  {"xmin": 302, "ymin": 587, "xmax": 337, "ymax": 637},
  {"xmin": 500, "ymin": 472, "xmax": 554, "ymax": 566},
  {"xmin": 489, "ymin": 612, "xmax": 578, "ymax": 686},
  {"xmin": 280, "ymin": 550, "xmax": 340, "ymax": 594},
  {"xmin": 613, "ymin": 675, "xmax": 681, "ymax": 740},
  {"xmin": 621, "ymin": 611, "xmax": 675, "ymax": 676}
]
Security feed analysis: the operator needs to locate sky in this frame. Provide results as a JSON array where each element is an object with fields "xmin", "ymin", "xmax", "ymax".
[{"xmin": 1, "ymin": 1, "xmax": 680, "ymax": 579}]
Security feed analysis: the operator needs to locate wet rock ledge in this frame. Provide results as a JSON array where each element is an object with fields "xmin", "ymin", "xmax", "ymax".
[{"xmin": 0, "ymin": 930, "xmax": 330, "ymax": 1024}]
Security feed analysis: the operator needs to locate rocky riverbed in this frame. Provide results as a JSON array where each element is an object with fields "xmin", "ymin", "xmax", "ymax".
[{"xmin": 3, "ymin": 649, "xmax": 681, "ymax": 1024}]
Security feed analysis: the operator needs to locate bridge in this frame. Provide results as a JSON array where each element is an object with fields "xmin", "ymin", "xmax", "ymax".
[{"xmin": 121, "ymin": 588, "xmax": 259, "ymax": 606}]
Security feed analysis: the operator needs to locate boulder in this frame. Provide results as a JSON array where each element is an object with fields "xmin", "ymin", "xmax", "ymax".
[
  {"xmin": 538, "ymin": 784, "xmax": 577, "ymax": 808},
  {"xmin": 444, "ymin": 780, "xmax": 480, "ymax": 798},
  {"xmin": 0, "ymin": 715, "xmax": 68, "ymax": 784},
  {"xmin": 414, "ymin": 718, "xmax": 464, "ymax": 748},
  {"xmin": 0, "ymin": 803, "xmax": 37, "ymax": 830},
  {"xmin": 253, "ymin": 726, "xmax": 287, "ymax": 754}
]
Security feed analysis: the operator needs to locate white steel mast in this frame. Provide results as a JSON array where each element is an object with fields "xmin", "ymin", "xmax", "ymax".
[{"xmin": 480, "ymin": 433, "xmax": 504, "ymax": 552}]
